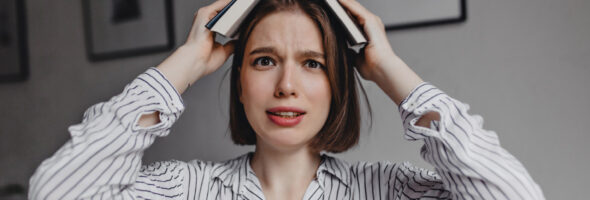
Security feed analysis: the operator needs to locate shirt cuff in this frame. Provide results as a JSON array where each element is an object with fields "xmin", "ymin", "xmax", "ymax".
[
  {"xmin": 112, "ymin": 67, "xmax": 185, "ymax": 135},
  {"xmin": 398, "ymin": 82, "xmax": 447, "ymax": 140}
]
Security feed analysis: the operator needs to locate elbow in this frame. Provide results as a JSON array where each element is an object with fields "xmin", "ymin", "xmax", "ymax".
[
  {"xmin": 28, "ymin": 170, "xmax": 63, "ymax": 200},
  {"xmin": 29, "ymin": 171, "xmax": 51, "ymax": 200}
]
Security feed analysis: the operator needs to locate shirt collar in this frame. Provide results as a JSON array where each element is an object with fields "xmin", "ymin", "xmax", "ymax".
[
  {"xmin": 316, "ymin": 154, "xmax": 350, "ymax": 187},
  {"xmin": 212, "ymin": 152, "xmax": 351, "ymax": 190},
  {"xmin": 210, "ymin": 152, "xmax": 251, "ymax": 189}
]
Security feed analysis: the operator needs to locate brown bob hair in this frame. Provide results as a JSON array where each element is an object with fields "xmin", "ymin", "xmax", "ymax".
[{"xmin": 229, "ymin": 0, "xmax": 369, "ymax": 153}]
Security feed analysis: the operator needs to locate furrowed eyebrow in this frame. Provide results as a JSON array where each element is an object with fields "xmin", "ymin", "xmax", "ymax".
[
  {"xmin": 301, "ymin": 50, "xmax": 324, "ymax": 59},
  {"xmin": 249, "ymin": 47, "xmax": 324, "ymax": 59},
  {"xmin": 249, "ymin": 47, "xmax": 276, "ymax": 55}
]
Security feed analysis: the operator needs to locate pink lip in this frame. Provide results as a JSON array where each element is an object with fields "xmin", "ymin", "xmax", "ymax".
[{"xmin": 266, "ymin": 106, "xmax": 306, "ymax": 127}]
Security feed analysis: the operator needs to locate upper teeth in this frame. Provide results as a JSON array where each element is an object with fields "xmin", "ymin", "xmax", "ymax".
[{"xmin": 273, "ymin": 112, "xmax": 301, "ymax": 117}]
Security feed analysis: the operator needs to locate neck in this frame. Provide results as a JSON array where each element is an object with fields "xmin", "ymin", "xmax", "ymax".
[{"xmin": 250, "ymin": 143, "xmax": 321, "ymax": 197}]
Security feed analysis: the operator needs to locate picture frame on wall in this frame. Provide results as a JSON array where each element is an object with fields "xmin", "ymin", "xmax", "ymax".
[
  {"xmin": 0, "ymin": 0, "xmax": 29, "ymax": 83},
  {"xmin": 357, "ymin": 0, "xmax": 467, "ymax": 31},
  {"xmin": 82, "ymin": 0, "xmax": 175, "ymax": 61}
]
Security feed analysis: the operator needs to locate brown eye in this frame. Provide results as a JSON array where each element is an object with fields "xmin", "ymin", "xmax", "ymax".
[
  {"xmin": 253, "ymin": 57, "xmax": 275, "ymax": 67},
  {"xmin": 305, "ymin": 60, "xmax": 324, "ymax": 69}
]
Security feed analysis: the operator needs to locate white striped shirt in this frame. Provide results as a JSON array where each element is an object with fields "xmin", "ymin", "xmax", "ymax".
[{"xmin": 29, "ymin": 67, "xmax": 544, "ymax": 199}]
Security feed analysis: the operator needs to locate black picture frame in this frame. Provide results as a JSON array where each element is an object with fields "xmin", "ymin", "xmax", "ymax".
[
  {"xmin": 82, "ymin": 0, "xmax": 175, "ymax": 61},
  {"xmin": 0, "ymin": 0, "xmax": 29, "ymax": 83},
  {"xmin": 358, "ymin": 0, "xmax": 467, "ymax": 31}
]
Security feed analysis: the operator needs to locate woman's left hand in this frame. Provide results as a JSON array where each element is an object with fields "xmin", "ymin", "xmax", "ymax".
[
  {"xmin": 339, "ymin": 0, "xmax": 427, "ymax": 107},
  {"xmin": 338, "ymin": 0, "xmax": 398, "ymax": 82},
  {"xmin": 339, "ymin": 0, "xmax": 438, "ymax": 126}
]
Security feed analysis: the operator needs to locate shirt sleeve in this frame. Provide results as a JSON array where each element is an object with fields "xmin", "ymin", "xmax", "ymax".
[
  {"xmin": 393, "ymin": 82, "xmax": 545, "ymax": 200},
  {"xmin": 28, "ymin": 67, "xmax": 190, "ymax": 199}
]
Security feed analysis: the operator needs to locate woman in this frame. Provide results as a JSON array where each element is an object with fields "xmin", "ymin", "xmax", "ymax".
[{"xmin": 29, "ymin": 0, "xmax": 544, "ymax": 199}]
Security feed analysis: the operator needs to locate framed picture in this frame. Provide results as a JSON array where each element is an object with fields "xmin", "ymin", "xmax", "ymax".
[
  {"xmin": 358, "ymin": 0, "xmax": 467, "ymax": 31},
  {"xmin": 82, "ymin": 0, "xmax": 175, "ymax": 61},
  {"xmin": 0, "ymin": 0, "xmax": 29, "ymax": 82}
]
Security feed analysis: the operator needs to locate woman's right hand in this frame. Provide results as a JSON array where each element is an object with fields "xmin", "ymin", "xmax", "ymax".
[{"xmin": 156, "ymin": 0, "xmax": 235, "ymax": 95}]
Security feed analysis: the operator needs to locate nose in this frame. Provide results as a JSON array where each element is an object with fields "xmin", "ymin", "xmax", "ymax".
[{"xmin": 274, "ymin": 62, "xmax": 299, "ymax": 98}]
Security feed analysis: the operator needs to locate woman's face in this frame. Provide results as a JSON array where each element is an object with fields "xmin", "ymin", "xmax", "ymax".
[{"xmin": 239, "ymin": 11, "xmax": 331, "ymax": 151}]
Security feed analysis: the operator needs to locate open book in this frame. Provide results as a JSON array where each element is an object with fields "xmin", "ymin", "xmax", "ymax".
[{"xmin": 205, "ymin": 0, "xmax": 367, "ymax": 52}]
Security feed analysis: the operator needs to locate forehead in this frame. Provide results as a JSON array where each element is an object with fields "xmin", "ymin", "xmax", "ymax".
[{"xmin": 246, "ymin": 11, "xmax": 324, "ymax": 54}]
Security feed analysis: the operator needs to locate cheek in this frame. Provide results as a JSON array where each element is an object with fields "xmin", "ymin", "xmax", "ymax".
[
  {"xmin": 303, "ymin": 75, "xmax": 332, "ymax": 115},
  {"xmin": 240, "ymin": 71, "xmax": 274, "ymax": 115}
]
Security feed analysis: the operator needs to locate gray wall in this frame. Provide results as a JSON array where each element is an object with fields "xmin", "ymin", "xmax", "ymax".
[{"xmin": 1, "ymin": 0, "xmax": 589, "ymax": 199}]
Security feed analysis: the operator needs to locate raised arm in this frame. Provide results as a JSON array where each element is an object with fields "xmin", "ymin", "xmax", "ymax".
[
  {"xmin": 336, "ymin": 0, "xmax": 439, "ymax": 129},
  {"xmin": 29, "ymin": 0, "xmax": 235, "ymax": 199},
  {"xmin": 28, "ymin": 68, "xmax": 187, "ymax": 199},
  {"xmin": 138, "ymin": 0, "xmax": 235, "ymax": 128},
  {"xmin": 338, "ymin": 0, "xmax": 544, "ymax": 199}
]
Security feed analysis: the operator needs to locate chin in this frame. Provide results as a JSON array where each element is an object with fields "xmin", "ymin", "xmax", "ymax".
[{"xmin": 257, "ymin": 129, "xmax": 316, "ymax": 151}]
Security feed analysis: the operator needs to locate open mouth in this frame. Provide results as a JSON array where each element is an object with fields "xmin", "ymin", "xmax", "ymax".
[
  {"xmin": 266, "ymin": 107, "xmax": 306, "ymax": 126},
  {"xmin": 266, "ymin": 111, "xmax": 305, "ymax": 118}
]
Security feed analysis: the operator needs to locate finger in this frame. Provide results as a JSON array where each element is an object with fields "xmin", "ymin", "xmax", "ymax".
[
  {"xmin": 192, "ymin": 1, "xmax": 231, "ymax": 38},
  {"xmin": 338, "ymin": 0, "xmax": 373, "ymax": 25},
  {"xmin": 206, "ymin": 0, "xmax": 233, "ymax": 16},
  {"xmin": 340, "ymin": 0, "xmax": 387, "ymax": 44},
  {"xmin": 193, "ymin": 0, "xmax": 232, "ymax": 23},
  {"xmin": 187, "ymin": 11, "xmax": 214, "ymax": 42},
  {"xmin": 208, "ymin": 0, "xmax": 232, "ymax": 10}
]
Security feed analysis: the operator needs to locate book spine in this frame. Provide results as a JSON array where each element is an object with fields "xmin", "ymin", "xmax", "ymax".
[
  {"xmin": 205, "ymin": 0, "xmax": 237, "ymax": 29},
  {"xmin": 211, "ymin": 0, "xmax": 259, "ymax": 38}
]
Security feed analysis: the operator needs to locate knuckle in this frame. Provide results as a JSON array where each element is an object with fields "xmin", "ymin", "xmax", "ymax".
[
  {"xmin": 371, "ymin": 15, "xmax": 380, "ymax": 22},
  {"xmin": 197, "ymin": 7, "xmax": 208, "ymax": 14},
  {"xmin": 375, "ymin": 16, "xmax": 383, "ymax": 24}
]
